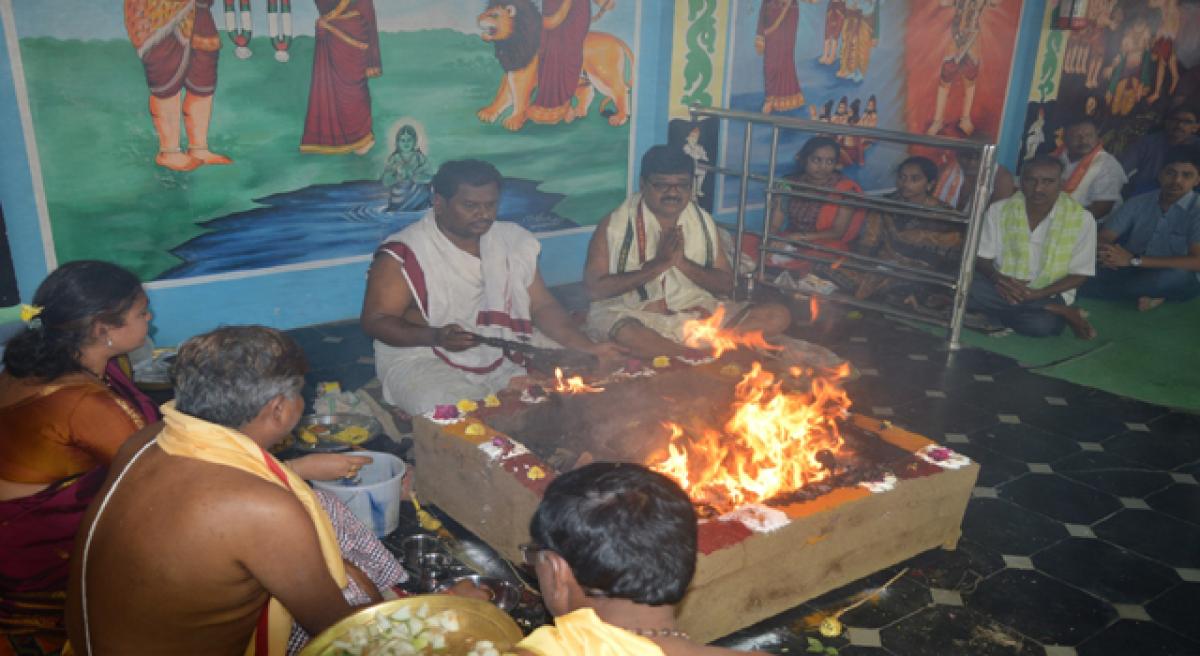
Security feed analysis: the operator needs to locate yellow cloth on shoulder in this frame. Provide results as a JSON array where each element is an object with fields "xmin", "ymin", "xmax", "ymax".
[
  {"xmin": 156, "ymin": 402, "xmax": 348, "ymax": 656},
  {"xmin": 516, "ymin": 608, "xmax": 666, "ymax": 656}
]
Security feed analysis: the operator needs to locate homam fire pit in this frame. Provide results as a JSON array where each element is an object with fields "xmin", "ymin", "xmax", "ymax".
[{"xmin": 413, "ymin": 327, "xmax": 978, "ymax": 641}]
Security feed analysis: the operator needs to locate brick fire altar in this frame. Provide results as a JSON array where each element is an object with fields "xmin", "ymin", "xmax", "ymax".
[{"xmin": 413, "ymin": 357, "xmax": 978, "ymax": 642}]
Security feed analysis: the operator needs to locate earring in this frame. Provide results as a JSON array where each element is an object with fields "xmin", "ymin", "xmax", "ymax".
[{"xmin": 105, "ymin": 336, "xmax": 113, "ymax": 348}]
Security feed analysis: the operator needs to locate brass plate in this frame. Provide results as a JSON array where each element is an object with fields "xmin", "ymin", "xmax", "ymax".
[{"xmin": 299, "ymin": 595, "xmax": 522, "ymax": 655}]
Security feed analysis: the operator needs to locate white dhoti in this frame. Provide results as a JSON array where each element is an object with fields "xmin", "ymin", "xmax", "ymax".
[{"xmin": 372, "ymin": 212, "xmax": 542, "ymax": 415}]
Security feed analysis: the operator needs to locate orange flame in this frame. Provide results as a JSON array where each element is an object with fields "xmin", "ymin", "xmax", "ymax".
[
  {"xmin": 682, "ymin": 305, "xmax": 781, "ymax": 359},
  {"xmin": 553, "ymin": 367, "xmax": 604, "ymax": 394},
  {"xmin": 652, "ymin": 361, "xmax": 853, "ymax": 511},
  {"xmin": 809, "ymin": 297, "xmax": 820, "ymax": 323}
]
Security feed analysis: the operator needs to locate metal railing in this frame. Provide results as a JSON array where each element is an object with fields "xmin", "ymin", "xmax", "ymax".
[{"xmin": 689, "ymin": 104, "xmax": 998, "ymax": 350}]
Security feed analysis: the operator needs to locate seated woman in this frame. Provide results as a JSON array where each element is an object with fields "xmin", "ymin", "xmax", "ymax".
[
  {"xmin": 0, "ymin": 261, "xmax": 401, "ymax": 655},
  {"xmin": 833, "ymin": 156, "xmax": 963, "ymax": 308},
  {"xmin": 763, "ymin": 136, "xmax": 866, "ymax": 270}
]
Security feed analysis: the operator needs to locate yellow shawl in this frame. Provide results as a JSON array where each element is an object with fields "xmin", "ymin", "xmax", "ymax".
[
  {"xmin": 516, "ymin": 608, "xmax": 666, "ymax": 656},
  {"xmin": 156, "ymin": 402, "xmax": 348, "ymax": 656}
]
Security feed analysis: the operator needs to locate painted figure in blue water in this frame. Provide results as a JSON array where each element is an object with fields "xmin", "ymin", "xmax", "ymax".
[{"xmin": 381, "ymin": 125, "xmax": 433, "ymax": 212}]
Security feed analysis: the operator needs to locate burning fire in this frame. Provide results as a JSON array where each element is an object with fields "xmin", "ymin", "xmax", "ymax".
[
  {"xmin": 653, "ymin": 361, "xmax": 853, "ymax": 511},
  {"xmin": 553, "ymin": 367, "xmax": 604, "ymax": 394},
  {"xmin": 682, "ymin": 305, "xmax": 781, "ymax": 359}
]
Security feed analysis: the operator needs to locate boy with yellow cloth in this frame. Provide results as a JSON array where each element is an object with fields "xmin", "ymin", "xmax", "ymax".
[
  {"xmin": 514, "ymin": 463, "xmax": 765, "ymax": 656},
  {"xmin": 65, "ymin": 326, "xmax": 357, "ymax": 655}
]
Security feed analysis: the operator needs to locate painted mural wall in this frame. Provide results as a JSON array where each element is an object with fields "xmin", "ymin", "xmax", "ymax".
[
  {"xmin": 3, "ymin": 0, "xmax": 640, "ymax": 284},
  {"xmin": 1018, "ymin": 0, "xmax": 1200, "ymax": 177},
  {"xmin": 667, "ymin": 0, "xmax": 1025, "ymax": 221}
]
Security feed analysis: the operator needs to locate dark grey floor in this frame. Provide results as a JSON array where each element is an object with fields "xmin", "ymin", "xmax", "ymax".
[{"xmin": 287, "ymin": 298, "xmax": 1200, "ymax": 656}]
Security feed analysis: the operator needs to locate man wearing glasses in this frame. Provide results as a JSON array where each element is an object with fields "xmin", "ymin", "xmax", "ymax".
[
  {"xmin": 584, "ymin": 146, "xmax": 792, "ymax": 359},
  {"xmin": 512, "ymin": 462, "xmax": 763, "ymax": 655},
  {"xmin": 1121, "ymin": 106, "xmax": 1200, "ymax": 197}
]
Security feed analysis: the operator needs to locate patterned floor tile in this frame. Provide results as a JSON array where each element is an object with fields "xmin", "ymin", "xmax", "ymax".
[
  {"xmin": 1094, "ymin": 510, "xmax": 1200, "ymax": 568},
  {"xmin": 879, "ymin": 606, "xmax": 1043, "ymax": 656},
  {"xmin": 1032, "ymin": 538, "xmax": 1180, "ymax": 604},
  {"xmin": 1075, "ymin": 619, "xmax": 1200, "ymax": 656},
  {"xmin": 961, "ymin": 498, "xmax": 1068, "ymax": 555},
  {"xmin": 968, "ymin": 423, "xmax": 1081, "ymax": 464},
  {"xmin": 1146, "ymin": 583, "xmax": 1200, "ymax": 643},
  {"xmin": 967, "ymin": 569, "xmax": 1117, "ymax": 645},
  {"xmin": 1000, "ymin": 475, "xmax": 1122, "ymax": 524},
  {"xmin": 1145, "ymin": 484, "xmax": 1200, "ymax": 525},
  {"xmin": 1061, "ymin": 469, "xmax": 1175, "ymax": 498}
]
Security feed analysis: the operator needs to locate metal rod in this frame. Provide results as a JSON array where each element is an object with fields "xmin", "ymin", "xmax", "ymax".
[
  {"xmin": 757, "ymin": 126, "xmax": 782, "ymax": 284},
  {"xmin": 691, "ymin": 104, "xmax": 984, "ymax": 151},
  {"xmin": 761, "ymin": 247, "xmax": 958, "ymax": 288},
  {"xmin": 731, "ymin": 122, "xmax": 754, "ymax": 299},
  {"xmin": 948, "ymin": 143, "xmax": 998, "ymax": 349},
  {"xmin": 764, "ymin": 280, "xmax": 952, "ymax": 328},
  {"xmin": 700, "ymin": 163, "xmax": 969, "ymax": 223}
]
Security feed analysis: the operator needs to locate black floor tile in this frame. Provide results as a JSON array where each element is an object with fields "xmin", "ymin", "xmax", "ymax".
[
  {"xmin": 967, "ymin": 569, "xmax": 1117, "ymax": 645},
  {"xmin": 1143, "ymin": 413, "xmax": 1200, "ymax": 441},
  {"xmin": 1076, "ymin": 619, "xmax": 1200, "ymax": 656},
  {"xmin": 1062, "ymin": 469, "xmax": 1177, "ymax": 498},
  {"xmin": 878, "ymin": 606, "xmax": 1042, "ymax": 656},
  {"xmin": 903, "ymin": 539, "xmax": 1005, "ymax": 593},
  {"xmin": 1076, "ymin": 389, "xmax": 1170, "ymax": 424},
  {"xmin": 968, "ymin": 423, "xmax": 1081, "ymax": 464},
  {"xmin": 1104, "ymin": 430, "xmax": 1200, "ymax": 471},
  {"xmin": 836, "ymin": 576, "xmax": 931, "ymax": 630},
  {"xmin": 1053, "ymin": 450, "xmax": 1156, "ymax": 473},
  {"xmin": 961, "ymin": 498, "xmax": 1068, "ymax": 555},
  {"xmin": 1019, "ymin": 404, "xmax": 1135, "ymax": 444},
  {"xmin": 1094, "ymin": 509, "xmax": 1200, "ymax": 568},
  {"xmin": 947, "ymin": 442, "xmax": 1032, "ymax": 488},
  {"xmin": 1146, "ymin": 484, "xmax": 1200, "ymax": 526},
  {"xmin": 889, "ymin": 397, "xmax": 999, "ymax": 437},
  {"xmin": 999, "ymin": 474, "xmax": 1122, "ymax": 525},
  {"xmin": 1032, "ymin": 538, "xmax": 1181, "ymax": 604},
  {"xmin": 843, "ymin": 377, "xmax": 927, "ymax": 409},
  {"xmin": 1146, "ymin": 583, "xmax": 1200, "ymax": 643}
]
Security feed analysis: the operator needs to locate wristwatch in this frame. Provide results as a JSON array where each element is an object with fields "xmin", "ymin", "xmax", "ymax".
[{"xmin": 1130, "ymin": 256, "xmax": 1143, "ymax": 268}]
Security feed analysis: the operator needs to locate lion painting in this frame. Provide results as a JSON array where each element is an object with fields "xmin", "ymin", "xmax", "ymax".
[{"xmin": 477, "ymin": 0, "xmax": 633, "ymax": 131}]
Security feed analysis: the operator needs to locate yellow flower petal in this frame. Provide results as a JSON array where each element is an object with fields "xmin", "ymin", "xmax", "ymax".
[
  {"xmin": 20, "ymin": 304, "xmax": 43, "ymax": 323},
  {"xmin": 456, "ymin": 398, "xmax": 479, "ymax": 413},
  {"xmin": 483, "ymin": 394, "xmax": 501, "ymax": 408},
  {"xmin": 652, "ymin": 355, "xmax": 671, "ymax": 368},
  {"xmin": 527, "ymin": 466, "xmax": 546, "ymax": 480},
  {"xmin": 464, "ymin": 422, "xmax": 486, "ymax": 437}
]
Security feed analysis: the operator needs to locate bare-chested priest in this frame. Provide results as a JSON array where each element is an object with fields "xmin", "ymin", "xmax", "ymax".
[
  {"xmin": 584, "ymin": 145, "xmax": 792, "ymax": 358},
  {"xmin": 66, "ymin": 326, "xmax": 356, "ymax": 655},
  {"xmin": 362, "ymin": 159, "xmax": 623, "ymax": 415}
]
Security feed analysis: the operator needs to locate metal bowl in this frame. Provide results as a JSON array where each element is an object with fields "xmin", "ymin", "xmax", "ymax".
[
  {"xmin": 294, "ymin": 413, "xmax": 382, "ymax": 452},
  {"xmin": 400, "ymin": 534, "xmax": 446, "ymax": 572},
  {"xmin": 435, "ymin": 575, "xmax": 523, "ymax": 612},
  {"xmin": 299, "ymin": 594, "xmax": 521, "ymax": 656}
]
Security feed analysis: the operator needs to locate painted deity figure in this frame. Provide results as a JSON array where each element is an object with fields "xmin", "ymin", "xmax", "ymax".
[
  {"xmin": 528, "ymin": 0, "xmax": 614, "ymax": 124},
  {"xmin": 124, "ymin": 0, "xmax": 233, "ymax": 171},
  {"xmin": 682, "ymin": 127, "xmax": 710, "ymax": 199},
  {"xmin": 820, "ymin": 0, "xmax": 847, "ymax": 66},
  {"xmin": 928, "ymin": 0, "xmax": 999, "ymax": 136},
  {"xmin": 1147, "ymin": 0, "xmax": 1181, "ymax": 104},
  {"xmin": 836, "ymin": 0, "xmax": 878, "ymax": 82},
  {"xmin": 1024, "ymin": 108, "xmax": 1046, "ymax": 161},
  {"xmin": 1104, "ymin": 16, "xmax": 1153, "ymax": 117},
  {"xmin": 1063, "ymin": 0, "xmax": 1117, "ymax": 89},
  {"xmin": 755, "ymin": 0, "xmax": 812, "ymax": 114},
  {"xmin": 381, "ymin": 125, "xmax": 433, "ymax": 212},
  {"xmin": 300, "ymin": 0, "xmax": 382, "ymax": 155}
]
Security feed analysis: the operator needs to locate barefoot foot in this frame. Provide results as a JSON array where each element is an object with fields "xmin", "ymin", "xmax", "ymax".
[
  {"xmin": 188, "ymin": 148, "xmax": 232, "ymax": 165},
  {"xmin": 926, "ymin": 120, "xmax": 944, "ymax": 136},
  {"xmin": 1137, "ymin": 296, "xmax": 1165, "ymax": 312},
  {"xmin": 156, "ymin": 151, "xmax": 203, "ymax": 171},
  {"xmin": 1062, "ymin": 307, "xmax": 1097, "ymax": 340}
]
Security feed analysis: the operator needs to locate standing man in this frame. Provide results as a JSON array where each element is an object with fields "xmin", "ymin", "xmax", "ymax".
[
  {"xmin": 969, "ymin": 156, "xmax": 1098, "ymax": 339},
  {"xmin": 1056, "ymin": 118, "xmax": 1127, "ymax": 220},
  {"xmin": 124, "ymin": 0, "xmax": 232, "ymax": 171},
  {"xmin": 1120, "ymin": 106, "xmax": 1200, "ymax": 197},
  {"xmin": 362, "ymin": 160, "xmax": 621, "ymax": 415},
  {"xmin": 1083, "ymin": 145, "xmax": 1200, "ymax": 310},
  {"xmin": 584, "ymin": 146, "xmax": 791, "ymax": 359}
]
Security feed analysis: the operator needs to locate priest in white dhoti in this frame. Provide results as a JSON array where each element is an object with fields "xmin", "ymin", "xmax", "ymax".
[
  {"xmin": 362, "ymin": 159, "xmax": 621, "ymax": 415},
  {"xmin": 584, "ymin": 146, "xmax": 793, "ymax": 359}
]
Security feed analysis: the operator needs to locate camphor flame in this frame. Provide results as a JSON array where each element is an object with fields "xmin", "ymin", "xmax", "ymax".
[
  {"xmin": 652, "ymin": 361, "xmax": 853, "ymax": 512},
  {"xmin": 553, "ymin": 367, "xmax": 604, "ymax": 394},
  {"xmin": 682, "ymin": 305, "xmax": 781, "ymax": 359}
]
